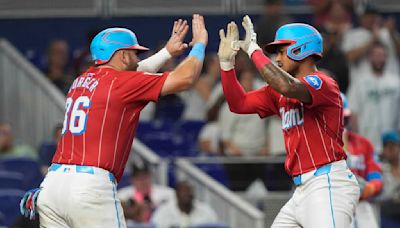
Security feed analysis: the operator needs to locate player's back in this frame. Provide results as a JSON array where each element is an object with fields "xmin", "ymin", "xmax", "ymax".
[{"xmin": 52, "ymin": 67, "xmax": 168, "ymax": 181}]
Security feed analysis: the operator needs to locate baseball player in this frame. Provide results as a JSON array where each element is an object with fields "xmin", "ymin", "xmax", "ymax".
[
  {"xmin": 218, "ymin": 16, "xmax": 360, "ymax": 227},
  {"xmin": 341, "ymin": 93, "xmax": 383, "ymax": 228},
  {"xmin": 20, "ymin": 14, "xmax": 208, "ymax": 227}
]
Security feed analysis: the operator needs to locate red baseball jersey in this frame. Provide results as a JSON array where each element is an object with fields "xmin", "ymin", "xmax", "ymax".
[
  {"xmin": 234, "ymin": 71, "xmax": 346, "ymax": 176},
  {"xmin": 52, "ymin": 67, "xmax": 168, "ymax": 182},
  {"xmin": 345, "ymin": 131, "xmax": 382, "ymax": 180}
]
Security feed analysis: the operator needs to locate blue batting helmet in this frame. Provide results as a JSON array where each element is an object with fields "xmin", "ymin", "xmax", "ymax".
[
  {"xmin": 90, "ymin": 28, "xmax": 149, "ymax": 65},
  {"xmin": 340, "ymin": 92, "xmax": 352, "ymax": 117},
  {"xmin": 264, "ymin": 23, "xmax": 323, "ymax": 61}
]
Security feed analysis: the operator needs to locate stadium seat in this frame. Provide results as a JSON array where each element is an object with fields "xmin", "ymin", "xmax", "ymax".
[
  {"xmin": 0, "ymin": 171, "xmax": 24, "ymax": 190},
  {"xmin": 0, "ymin": 189, "xmax": 25, "ymax": 227},
  {"xmin": 177, "ymin": 121, "xmax": 205, "ymax": 144},
  {"xmin": 196, "ymin": 163, "xmax": 228, "ymax": 187},
  {"xmin": 0, "ymin": 211, "xmax": 4, "ymax": 226},
  {"xmin": 165, "ymin": 121, "xmax": 205, "ymax": 157},
  {"xmin": 154, "ymin": 95, "xmax": 184, "ymax": 121},
  {"xmin": 0, "ymin": 158, "xmax": 43, "ymax": 190}
]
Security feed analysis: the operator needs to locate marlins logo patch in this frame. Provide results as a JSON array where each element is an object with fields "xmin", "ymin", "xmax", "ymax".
[{"xmin": 304, "ymin": 75, "xmax": 323, "ymax": 90}]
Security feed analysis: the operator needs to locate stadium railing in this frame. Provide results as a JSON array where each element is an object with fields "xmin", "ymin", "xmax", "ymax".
[
  {"xmin": 132, "ymin": 139, "xmax": 169, "ymax": 186},
  {"xmin": 133, "ymin": 142, "xmax": 266, "ymax": 228},
  {"xmin": 176, "ymin": 158, "xmax": 265, "ymax": 228},
  {"xmin": 0, "ymin": 39, "xmax": 65, "ymax": 148}
]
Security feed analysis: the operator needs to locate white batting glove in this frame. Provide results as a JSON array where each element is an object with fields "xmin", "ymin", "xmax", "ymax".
[
  {"xmin": 240, "ymin": 15, "xmax": 261, "ymax": 56},
  {"xmin": 218, "ymin": 22, "xmax": 240, "ymax": 71}
]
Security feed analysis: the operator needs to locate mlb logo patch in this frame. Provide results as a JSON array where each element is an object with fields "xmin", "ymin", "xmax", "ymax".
[{"xmin": 304, "ymin": 75, "xmax": 323, "ymax": 90}]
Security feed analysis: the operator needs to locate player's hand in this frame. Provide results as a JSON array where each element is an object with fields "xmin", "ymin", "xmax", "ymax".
[
  {"xmin": 218, "ymin": 21, "xmax": 240, "ymax": 70},
  {"xmin": 165, "ymin": 19, "xmax": 189, "ymax": 57},
  {"xmin": 239, "ymin": 15, "xmax": 262, "ymax": 56},
  {"xmin": 191, "ymin": 14, "xmax": 208, "ymax": 46}
]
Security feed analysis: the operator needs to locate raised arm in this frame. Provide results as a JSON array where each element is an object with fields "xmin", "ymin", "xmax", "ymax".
[
  {"xmin": 160, "ymin": 14, "xmax": 208, "ymax": 96},
  {"xmin": 240, "ymin": 15, "xmax": 311, "ymax": 103},
  {"xmin": 218, "ymin": 22, "xmax": 275, "ymax": 116},
  {"xmin": 137, "ymin": 19, "xmax": 189, "ymax": 73}
]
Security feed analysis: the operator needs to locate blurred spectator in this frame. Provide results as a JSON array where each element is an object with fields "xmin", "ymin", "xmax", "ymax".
[
  {"xmin": 265, "ymin": 117, "xmax": 286, "ymax": 156},
  {"xmin": 151, "ymin": 181, "xmax": 217, "ymax": 228},
  {"xmin": 118, "ymin": 163, "xmax": 175, "ymax": 225},
  {"xmin": 218, "ymin": 71, "xmax": 269, "ymax": 190},
  {"xmin": 153, "ymin": 58, "xmax": 185, "ymax": 121},
  {"xmin": 322, "ymin": 1, "xmax": 352, "ymax": 35},
  {"xmin": 379, "ymin": 131, "xmax": 400, "ymax": 225},
  {"xmin": 73, "ymin": 29, "xmax": 100, "ymax": 76},
  {"xmin": 198, "ymin": 95, "xmax": 224, "ymax": 155},
  {"xmin": 38, "ymin": 124, "xmax": 63, "ymax": 175},
  {"xmin": 179, "ymin": 54, "xmax": 219, "ymax": 121},
  {"xmin": 341, "ymin": 93, "xmax": 382, "ymax": 228},
  {"xmin": 308, "ymin": 0, "xmax": 332, "ymax": 27},
  {"xmin": 317, "ymin": 1, "xmax": 351, "ymax": 92},
  {"xmin": 347, "ymin": 42, "xmax": 400, "ymax": 153},
  {"xmin": 44, "ymin": 39, "xmax": 73, "ymax": 94},
  {"xmin": 255, "ymin": 0, "xmax": 292, "ymax": 46},
  {"xmin": 342, "ymin": 4, "xmax": 400, "ymax": 81},
  {"xmin": 219, "ymin": 70, "xmax": 268, "ymax": 157},
  {"xmin": 0, "ymin": 122, "xmax": 36, "ymax": 159}
]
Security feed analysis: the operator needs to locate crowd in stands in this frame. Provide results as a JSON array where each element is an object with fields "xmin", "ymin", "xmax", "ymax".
[{"xmin": 1, "ymin": 0, "xmax": 400, "ymax": 227}]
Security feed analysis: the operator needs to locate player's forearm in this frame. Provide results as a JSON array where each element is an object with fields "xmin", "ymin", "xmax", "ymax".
[
  {"xmin": 170, "ymin": 57, "xmax": 201, "ymax": 89},
  {"xmin": 160, "ymin": 43, "xmax": 205, "ymax": 96},
  {"xmin": 251, "ymin": 50, "xmax": 311, "ymax": 103},
  {"xmin": 137, "ymin": 48, "xmax": 172, "ymax": 73},
  {"xmin": 361, "ymin": 179, "xmax": 383, "ymax": 200},
  {"xmin": 221, "ymin": 69, "xmax": 256, "ymax": 114}
]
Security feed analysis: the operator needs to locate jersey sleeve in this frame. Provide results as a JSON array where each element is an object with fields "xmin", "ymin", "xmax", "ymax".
[
  {"xmin": 364, "ymin": 140, "xmax": 383, "ymax": 182},
  {"xmin": 247, "ymin": 87, "xmax": 280, "ymax": 118},
  {"xmin": 298, "ymin": 73, "xmax": 341, "ymax": 109},
  {"xmin": 116, "ymin": 71, "xmax": 169, "ymax": 103},
  {"xmin": 221, "ymin": 69, "xmax": 279, "ymax": 118}
]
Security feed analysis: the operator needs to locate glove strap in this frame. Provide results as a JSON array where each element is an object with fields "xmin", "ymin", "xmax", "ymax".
[
  {"xmin": 246, "ymin": 42, "xmax": 261, "ymax": 57},
  {"xmin": 220, "ymin": 61, "xmax": 235, "ymax": 71}
]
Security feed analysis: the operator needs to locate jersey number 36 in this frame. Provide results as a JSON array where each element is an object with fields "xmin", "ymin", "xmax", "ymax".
[{"xmin": 61, "ymin": 96, "xmax": 91, "ymax": 135}]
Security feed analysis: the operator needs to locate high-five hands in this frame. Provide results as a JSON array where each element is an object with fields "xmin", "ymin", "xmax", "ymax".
[
  {"xmin": 165, "ymin": 19, "xmax": 190, "ymax": 57},
  {"xmin": 218, "ymin": 22, "xmax": 240, "ymax": 70},
  {"xmin": 191, "ymin": 14, "xmax": 208, "ymax": 46},
  {"xmin": 165, "ymin": 14, "xmax": 208, "ymax": 57},
  {"xmin": 218, "ymin": 15, "xmax": 262, "ymax": 70},
  {"xmin": 240, "ymin": 15, "xmax": 262, "ymax": 56}
]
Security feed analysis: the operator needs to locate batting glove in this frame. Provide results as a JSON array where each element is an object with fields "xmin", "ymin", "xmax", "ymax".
[
  {"xmin": 240, "ymin": 15, "xmax": 262, "ymax": 57},
  {"xmin": 20, "ymin": 188, "xmax": 41, "ymax": 220},
  {"xmin": 218, "ymin": 21, "xmax": 240, "ymax": 71}
]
